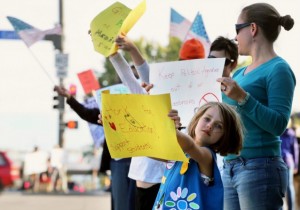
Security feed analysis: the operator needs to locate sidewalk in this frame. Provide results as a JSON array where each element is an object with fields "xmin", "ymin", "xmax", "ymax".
[{"xmin": 1, "ymin": 190, "xmax": 111, "ymax": 210}]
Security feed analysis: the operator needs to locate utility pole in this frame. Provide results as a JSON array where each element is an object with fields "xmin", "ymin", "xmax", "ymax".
[
  {"xmin": 57, "ymin": 0, "xmax": 65, "ymax": 147},
  {"xmin": 51, "ymin": 0, "xmax": 69, "ymax": 147}
]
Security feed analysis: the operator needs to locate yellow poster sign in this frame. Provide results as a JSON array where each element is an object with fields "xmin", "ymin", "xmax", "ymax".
[
  {"xmin": 101, "ymin": 92, "xmax": 188, "ymax": 162},
  {"xmin": 90, "ymin": 0, "xmax": 146, "ymax": 57}
]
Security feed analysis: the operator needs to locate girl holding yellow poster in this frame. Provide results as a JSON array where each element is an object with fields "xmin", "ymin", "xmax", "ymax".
[{"xmin": 153, "ymin": 102, "xmax": 243, "ymax": 210}]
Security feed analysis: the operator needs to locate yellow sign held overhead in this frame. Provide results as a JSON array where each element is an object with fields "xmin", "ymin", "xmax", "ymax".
[
  {"xmin": 90, "ymin": 0, "xmax": 146, "ymax": 57},
  {"xmin": 101, "ymin": 92, "xmax": 188, "ymax": 162}
]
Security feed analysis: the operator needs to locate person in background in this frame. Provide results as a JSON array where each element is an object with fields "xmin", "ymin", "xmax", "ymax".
[
  {"xmin": 178, "ymin": 38, "xmax": 205, "ymax": 60},
  {"xmin": 49, "ymin": 145, "xmax": 68, "ymax": 192},
  {"xmin": 217, "ymin": 3, "xmax": 296, "ymax": 209},
  {"xmin": 281, "ymin": 119, "xmax": 299, "ymax": 210},
  {"xmin": 208, "ymin": 36, "xmax": 238, "ymax": 77}
]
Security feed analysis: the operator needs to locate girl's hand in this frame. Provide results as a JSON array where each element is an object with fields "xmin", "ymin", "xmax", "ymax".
[
  {"xmin": 115, "ymin": 35, "xmax": 135, "ymax": 52},
  {"xmin": 141, "ymin": 82, "xmax": 153, "ymax": 94},
  {"xmin": 168, "ymin": 109, "xmax": 182, "ymax": 129}
]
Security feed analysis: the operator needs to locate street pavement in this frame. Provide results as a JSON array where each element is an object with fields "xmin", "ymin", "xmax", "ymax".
[{"xmin": 0, "ymin": 190, "xmax": 111, "ymax": 210}]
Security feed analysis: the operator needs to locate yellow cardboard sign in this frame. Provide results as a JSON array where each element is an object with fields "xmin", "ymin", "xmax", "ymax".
[
  {"xmin": 90, "ymin": 0, "xmax": 146, "ymax": 57},
  {"xmin": 101, "ymin": 92, "xmax": 188, "ymax": 162}
]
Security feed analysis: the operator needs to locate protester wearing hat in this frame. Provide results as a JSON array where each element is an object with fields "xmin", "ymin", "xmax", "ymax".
[{"xmin": 179, "ymin": 38, "xmax": 205, "ymax": 60}]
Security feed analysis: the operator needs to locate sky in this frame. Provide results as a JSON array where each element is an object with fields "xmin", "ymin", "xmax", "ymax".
[{"xmin": 0, "ymin": 0, "xmax": 299, "ymax": 152}]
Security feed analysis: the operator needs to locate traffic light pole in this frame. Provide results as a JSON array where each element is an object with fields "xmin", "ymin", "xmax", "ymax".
[
  {"xmin": 58, "ymin": 0, "xmax": 65, "ymax": 148},
  {"xmin": 58, "ymin": 78, "xmax": 65, "ymax": 147}
]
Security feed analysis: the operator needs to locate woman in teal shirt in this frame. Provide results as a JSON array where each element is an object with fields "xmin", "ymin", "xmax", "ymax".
[{"xmin": 217, "ymin": 3, "xmax": 296, "ymax": 210}]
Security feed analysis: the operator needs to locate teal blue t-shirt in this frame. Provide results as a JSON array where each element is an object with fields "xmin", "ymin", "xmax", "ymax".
[{"xmin": 223, "ymin": 56, "xmax": 296, "ymax": 160}]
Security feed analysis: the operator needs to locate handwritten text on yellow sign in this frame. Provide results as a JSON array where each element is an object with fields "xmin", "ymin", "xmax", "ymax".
[
  {"xmin": 90, "ymin": 1, "xmax": 146, "ymax": 57},
  {"xmin": 101, "ymin": 92, "xmax": 188, "ymax": 162}
]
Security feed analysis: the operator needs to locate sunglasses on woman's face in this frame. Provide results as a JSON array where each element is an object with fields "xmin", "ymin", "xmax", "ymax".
[
  {"xmin": 208, "ymin": 55, "xmax": 234, "ymax": 66},
  {"xmin": 235, "ymin": 22, "xmax": 251, "ymax": 35}
]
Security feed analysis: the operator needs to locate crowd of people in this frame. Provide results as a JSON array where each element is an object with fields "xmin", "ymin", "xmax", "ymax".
[
  {"xmin": 21, "ymin": 145, "xmax": 68, "ymax": 193},
  {"xmin": 54, "ymin": 2, "xmax": 297, "ymax": 210}
]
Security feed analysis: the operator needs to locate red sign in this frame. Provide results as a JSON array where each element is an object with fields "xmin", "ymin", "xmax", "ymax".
[{"xmin": 77, "ymin": 69, "xmax": 100, "ymax": 94}]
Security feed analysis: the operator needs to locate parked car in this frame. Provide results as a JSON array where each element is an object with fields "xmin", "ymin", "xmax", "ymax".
[{"xmin": 0, "ymin": 151, "xmax": 20, "ymax": 191}]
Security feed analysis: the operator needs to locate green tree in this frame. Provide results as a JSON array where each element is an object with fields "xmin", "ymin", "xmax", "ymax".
[
  {"xmin": 164, "ymin": 37, "xmax": 182, "ymax": 62},
  {"xmin": 98, "ymin": 57, "xmax": 122, "ymax": 87}
]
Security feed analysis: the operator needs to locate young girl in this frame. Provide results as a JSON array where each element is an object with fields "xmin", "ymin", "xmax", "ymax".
[{"xmin": 153, "ymin": 102, "xmax": 243, "ymax": 210}]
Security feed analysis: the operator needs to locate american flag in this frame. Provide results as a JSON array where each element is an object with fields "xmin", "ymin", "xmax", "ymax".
[
  {"xmin": 169, "ymin": 8, "xmax": 192, "ymax": 42},
  {"xmin": 184, "ymin": 13, "xmax": 211, "ymax": 57}
]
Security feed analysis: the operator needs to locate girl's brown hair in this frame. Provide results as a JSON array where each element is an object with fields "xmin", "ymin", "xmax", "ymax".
[{"xmin": 188, "ymin": 102, "xmax": 243, "ymax": 156}]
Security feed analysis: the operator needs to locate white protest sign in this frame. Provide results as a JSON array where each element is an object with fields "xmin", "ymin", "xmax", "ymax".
[
  {"xmin": 23, "ymin": 151, "xmax": 48, "ymax": 176},
  {"xmin": 150, "ymin": 58, "xmax": 224, "ymax": 126}
]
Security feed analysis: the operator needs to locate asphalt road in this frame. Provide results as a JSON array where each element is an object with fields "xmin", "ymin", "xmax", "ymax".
[{"xmin": 0, "ymin": 190, "xmax": 111, "ymax": 210}]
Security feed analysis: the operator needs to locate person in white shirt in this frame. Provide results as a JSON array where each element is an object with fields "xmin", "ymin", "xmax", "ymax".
[{"xmin": 108, "ymin": 35, "xmax": 165, "ymax": 210}]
